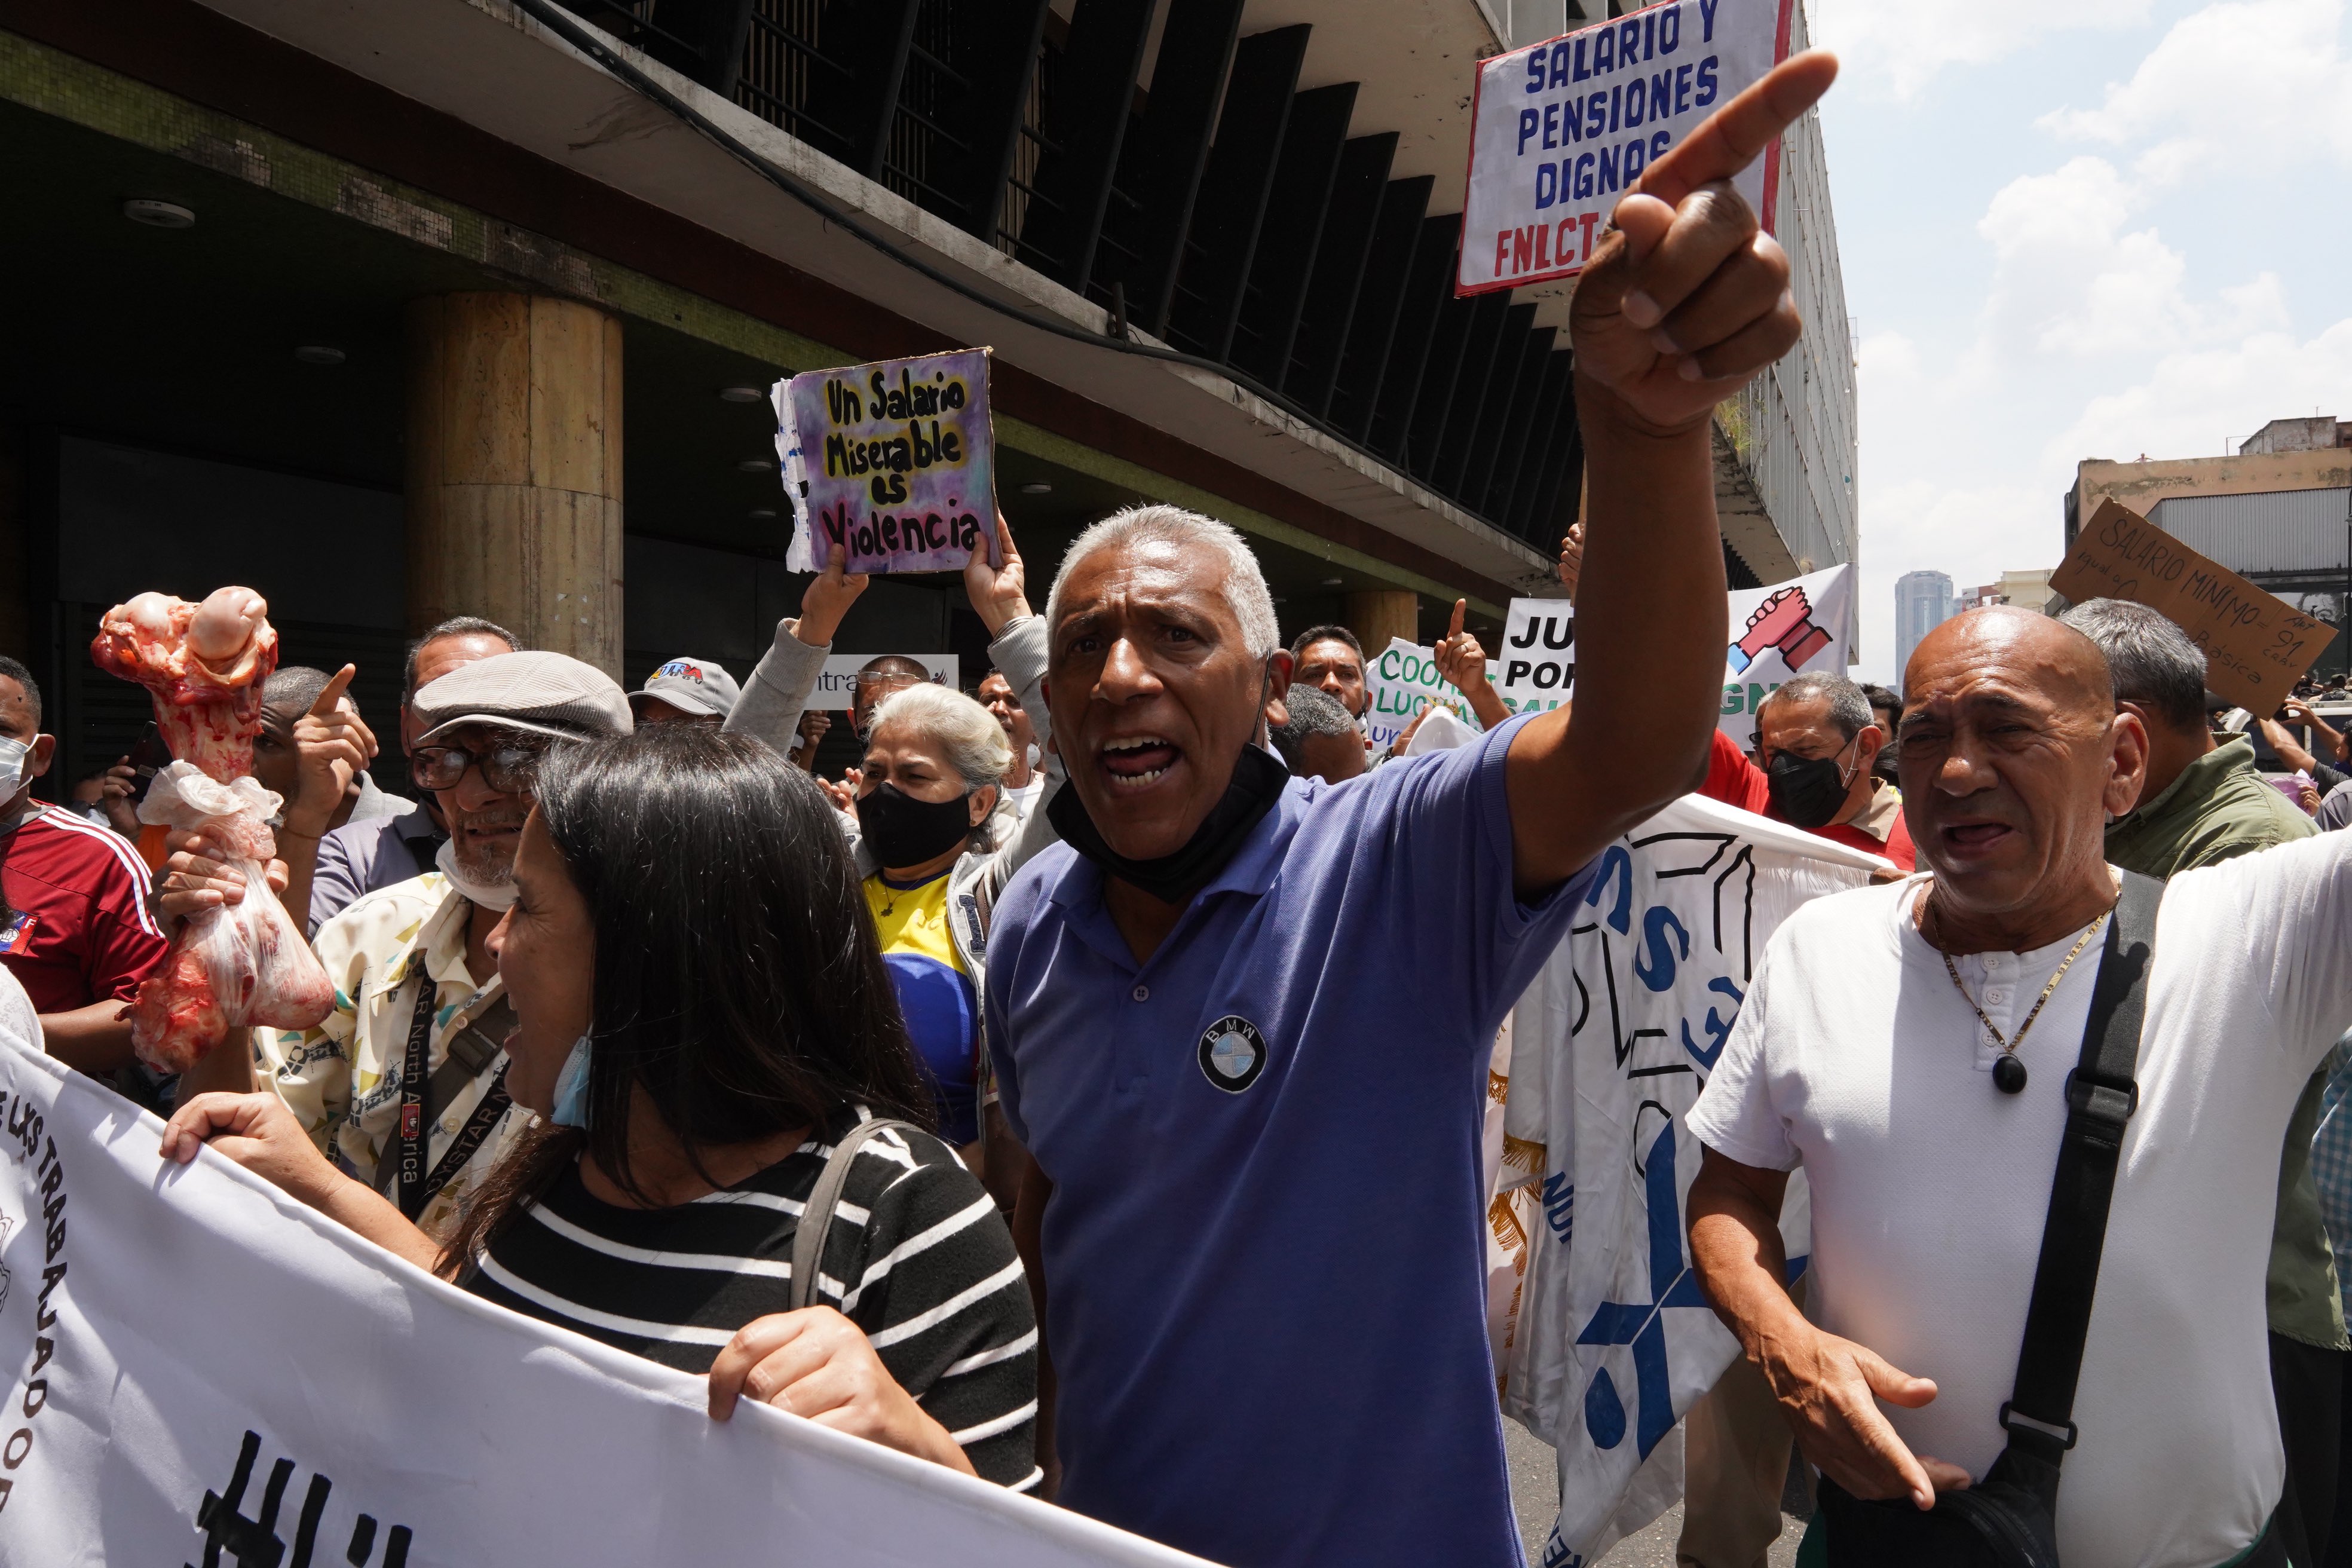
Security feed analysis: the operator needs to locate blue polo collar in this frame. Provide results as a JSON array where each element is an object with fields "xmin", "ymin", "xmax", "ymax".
[{"xmin": 1046, "ymin": 774, "xmax": 1312, "ymax": 964}]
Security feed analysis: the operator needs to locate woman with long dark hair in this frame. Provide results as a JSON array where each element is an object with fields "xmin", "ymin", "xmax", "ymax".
[{"xmin": 160, "ymin": 725, "xmax": 1040, "ymax": 1488}]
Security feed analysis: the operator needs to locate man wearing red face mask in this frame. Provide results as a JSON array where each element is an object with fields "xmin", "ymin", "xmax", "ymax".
[{"xmin": 1702, "ymin": 670, "xmax": 1916, "ymax": 871}]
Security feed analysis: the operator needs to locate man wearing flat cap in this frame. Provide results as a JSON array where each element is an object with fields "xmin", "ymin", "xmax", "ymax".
[{"xmin": 191, "ymin": 651, "xmax": 632, "ymax": 1239}]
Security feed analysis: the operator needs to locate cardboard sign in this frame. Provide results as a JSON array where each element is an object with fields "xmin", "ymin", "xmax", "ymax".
[
  {"xmin": 1365, "ymin": 638, "xmax": 1486, "ymax": 752},
  {"xmin": 776, "ymin": 348, "xmax": 1002, "ymax": 575},
  {"xmin": 1458, "ymin": 0, "xmax": 1790, "ymax": 295},
  {"xmin": 1490, "ymin": 565, "xmax": 1853, "ymax": 750},
  {"xmin": 2051, "ymin": 499, "xmax": 2338, "ymax": 715},
  {"xmin": 806, "ymin": 654, "xmax": 960, "ymax": 713}
]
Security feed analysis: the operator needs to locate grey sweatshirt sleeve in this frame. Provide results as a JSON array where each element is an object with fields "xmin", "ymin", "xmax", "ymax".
[
  {"xmin": 722, "ymin": 617, "xmax": 832, "ymax": 756},
  {"xmin": 973, "ymin": 616, "xmax": 1061, "ymax": 901}
]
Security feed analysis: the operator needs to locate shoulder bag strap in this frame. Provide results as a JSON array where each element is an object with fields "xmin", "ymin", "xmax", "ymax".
[
  {"xmin": 788, "ymin": 1116, "xmax": 913, "ymax": 1312},
  {"xmin": 1999, "ymin": 869, "xmax": 2164, "ymax": 1465}
]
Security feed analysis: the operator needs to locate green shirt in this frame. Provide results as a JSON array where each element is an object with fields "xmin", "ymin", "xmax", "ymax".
[{"xmin": 2106, "ymin": 736, "xmax": 2345, "ymax": 1348}]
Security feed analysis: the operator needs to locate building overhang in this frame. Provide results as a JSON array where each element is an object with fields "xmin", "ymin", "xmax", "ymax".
[{"xmin": 172, "ymin": 0, "xmax": 1558, "ymax": 599}]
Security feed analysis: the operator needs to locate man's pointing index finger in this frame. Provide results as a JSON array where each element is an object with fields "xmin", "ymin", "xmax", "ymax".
[
  {"xmin": 1634, "ymin": 50, "xmax": 1838, "ymax": 209},
  {"xmin": 308, "ymin": 663, "xmax": 357, "ymax": 717}
]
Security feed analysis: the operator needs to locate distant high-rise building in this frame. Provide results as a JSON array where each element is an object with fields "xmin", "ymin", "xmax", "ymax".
[{"xmin": 1894, "ymin": 571, "xmax": 1956, "ymax": 684}]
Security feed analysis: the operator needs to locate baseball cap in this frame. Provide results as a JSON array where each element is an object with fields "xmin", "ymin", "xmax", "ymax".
[
  {"xmin": 629, "ymin": 656, "xmax": 741, "ymax": 720},
  {"xmin": 413, "ymin": 651, "xmax": 633, "ymax": 744}
]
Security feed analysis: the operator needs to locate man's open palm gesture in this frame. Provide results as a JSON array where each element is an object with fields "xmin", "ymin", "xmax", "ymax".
[{"xmin": 1570, "ymin": 52, "xmax": 1837, "ymax": 436}]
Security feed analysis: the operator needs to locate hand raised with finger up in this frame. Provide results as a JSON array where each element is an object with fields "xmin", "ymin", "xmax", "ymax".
[
  {"xmin": 283, "ymin": 665, "xmax": 378, "ymax": 840},
  {"xmin": 1571, "ymin": 51, "xmax": 1838, "ymax": 436}
]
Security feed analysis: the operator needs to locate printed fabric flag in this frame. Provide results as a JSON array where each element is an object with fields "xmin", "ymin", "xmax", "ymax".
[
  {"xmin": 0, "ymin": 1023, "xmax": 1208, "ymax": 1568},
  {"xmin": 1497, "ymin": 794, "xmax": 1886, "ymax": 1566}
]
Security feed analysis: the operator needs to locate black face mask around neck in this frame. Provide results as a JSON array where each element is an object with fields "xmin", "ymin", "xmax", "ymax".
[{"xmin": 1048, "ymin": 743, "xmax": 1290, "ymax": 905}]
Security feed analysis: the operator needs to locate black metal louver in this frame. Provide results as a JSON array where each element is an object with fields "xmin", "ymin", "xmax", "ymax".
[{"xmin": 561, "ymin": 0, "xmax": 1584, "ymax": 543}]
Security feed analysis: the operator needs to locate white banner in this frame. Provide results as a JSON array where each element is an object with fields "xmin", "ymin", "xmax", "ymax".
[
  {"xmin": 1364, "ymin": 638, "xmax": 1486, "ymax": 753},
  {"xmin": 1499, "ymin": 795, "xmax": 1885, "ymax": 1566},
  {"xmin": 1459, "ymin": 0, "xmax": 1791, "ymax": 295},
  {"xmin": 1490, "ymin": 564, "xmax": 1854, "ymax": 749},
  {"xmin": 0, "ymin": 1027, "xmax": 1206, "ymax": 1568},
  {"xmin": 807, "ymin": 654, "xmax": 961, "ymax": 712}
]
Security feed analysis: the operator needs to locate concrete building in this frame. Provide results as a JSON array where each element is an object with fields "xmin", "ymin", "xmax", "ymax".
[
  {"xmin": 1893, "ymin": 569, "xmax": 1954, "ymax": 683},
  {"xmin": 1992, "ymin": 568, "xmax": 2056, "ymax": 617},
  {"xmin": 2070, "ymin": 415, "xmax": 2352, "ymax": 681},
  {"xmin": 1, "ymin": 0, "xmax": 1854, "ymax": 786}
]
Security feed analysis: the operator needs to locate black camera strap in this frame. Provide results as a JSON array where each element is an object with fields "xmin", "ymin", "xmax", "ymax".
[{"xmin": 1997, "ymin": 869, "xmax": 2163, "ymax": 1469}]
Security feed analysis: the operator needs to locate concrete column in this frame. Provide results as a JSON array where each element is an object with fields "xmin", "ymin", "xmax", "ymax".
[
  {"xmin": 405, "ymin": 293, "xmax": 624, "ymax": 676},
  {"xmin": 1345, "ymin": 589, "xmax": 1419, "ymax": 655}
]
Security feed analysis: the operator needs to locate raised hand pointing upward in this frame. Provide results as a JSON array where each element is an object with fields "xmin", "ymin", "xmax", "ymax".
[
  {"xmin": 1570, "ymin": 50, "xmax": 1838, "ymax": 434},
  {"xmin": 1432, "ymin": 599, "xmax": 1511, "ymax": 731},
  {"xmin": 1502, "ymin": 50, "xmax": 1838, "ymax": 897}
]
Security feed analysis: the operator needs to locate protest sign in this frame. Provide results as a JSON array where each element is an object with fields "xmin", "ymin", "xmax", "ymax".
[
  {"xmin": 1495, "ymin": 599, "xmax": 1578, "ymax": 716},
  {"xmin": 1715, "ymin": 562, "xmax": 1852, "ymax": 750},
  {"xmin": 0, "ymin": 1024, "xmax": 1207, "ymax": 1568},
  {"xmin": 1458, "ymin": 0, "xmax": 1791, "ymax": 295},
  {"xmin": 1364, "ymin": 637, "xmax": 1486, "ymax": 752},
  {"xmin": 776, "ymin": 348, "xmax": 1002, "ymax": 575},
  {"xmin": 1499, "ymin": 795, "xmax": 1882, "ymax": 1565},
  {"xmin": 2051, "ymin": 498, "xmax": 2337, "ymax": 715},
  {"xmin": 806, "ymin": 654, "xmax": 960, "ymax": 712},
  {"xmin": 1489, "ymin": 564, "xmax": 1852, "ymax": 751}
]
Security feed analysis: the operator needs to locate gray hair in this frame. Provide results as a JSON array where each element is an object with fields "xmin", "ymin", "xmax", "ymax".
[
  {"xmin": 868, "ymin": 681, "xmax": 1012, "ymax": 789},
  {"xmin": 1046, "ymin": 504, "xmax": 1281, "ymax": 660},
  {"xmin": 1759, "ymin": 670, "xmax": 1874, "ymax": 740},
  {"xmin": 1268, "ymin": 684, "xmax": 1359, "ymax": 772},
  {"xmin": 2057, "ymin": 599, "xmax": 2206, "ymax": 731}
]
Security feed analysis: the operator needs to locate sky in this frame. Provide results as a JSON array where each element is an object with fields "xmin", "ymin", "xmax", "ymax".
[{"xmin": 1802, "ymin": 0, "xmax": 2352, "ymax": 684}]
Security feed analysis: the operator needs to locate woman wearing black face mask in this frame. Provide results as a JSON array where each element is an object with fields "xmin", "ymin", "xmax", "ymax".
[{"xmin": 855, "ymin": 682, "xmax": 1061, "ymax": 1172}]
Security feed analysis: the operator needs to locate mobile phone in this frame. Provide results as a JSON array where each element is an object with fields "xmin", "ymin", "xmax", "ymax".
[{"xmin": 124, "ymin": 723, "xmax": 170, "ymax": 804}]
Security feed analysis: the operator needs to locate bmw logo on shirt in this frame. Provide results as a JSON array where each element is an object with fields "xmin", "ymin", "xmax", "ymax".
[{"xmin": 1197, "ymin": 1015, "xmax": 1267, "ymax": 1094}]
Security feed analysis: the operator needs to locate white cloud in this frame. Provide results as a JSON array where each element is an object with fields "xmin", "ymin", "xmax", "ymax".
[
  {"xmin": 2039, "ymin": 0, "xmax": 2352, "ymax": 179},
  {"xmin": 1855, "ymin": 329, "xmax": 1920, "ymax": 381},
  {"xmin": 1970, "ymin": 157, "xmax": 2289, "ymax": 362},
  {"xmin": 1807, "ymin": 0, "xmax": 2149, "ymax": 100},
  {"xmin": 2049, "ymin": 316, "xmax": 2352, "ymax": 463},
  {"xmin": 1825, "ymin": 0, "xmax": 2352, "ymax": 680}
]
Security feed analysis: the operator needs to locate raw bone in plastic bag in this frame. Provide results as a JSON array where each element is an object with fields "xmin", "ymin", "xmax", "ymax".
[{"xmin": 126, "ymin": 761, "xmax": 336, "ymax": 1075}]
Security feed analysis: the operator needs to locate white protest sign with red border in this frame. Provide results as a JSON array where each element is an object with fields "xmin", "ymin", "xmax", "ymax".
[{"xmin": 1457, "ymin": 0, "xmax": 1791, "ymax": 296}]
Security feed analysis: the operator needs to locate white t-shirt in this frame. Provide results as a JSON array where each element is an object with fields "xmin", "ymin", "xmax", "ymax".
[
  {"xmin": 1003, "ymin": 774, "xmax": 1046, "ymax": 819},
  {"xmin": 1686, "ymin": 834, "xmax": 2352, "ymax": 1568},
  {"xmin": 0, "ymin": 966, "xmax": 40, "ymax": 1056}
]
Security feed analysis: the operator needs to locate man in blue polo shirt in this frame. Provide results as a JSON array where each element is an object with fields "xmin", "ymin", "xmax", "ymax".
[{"xmin": 984, "ymin": 56, "xmax": 1838, "ymax": 1568}]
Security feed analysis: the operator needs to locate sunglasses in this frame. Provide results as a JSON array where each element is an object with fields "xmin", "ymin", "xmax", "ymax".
[{"xmin": 411, "ymin": 739, "xmax": 545, "ymax": 794}]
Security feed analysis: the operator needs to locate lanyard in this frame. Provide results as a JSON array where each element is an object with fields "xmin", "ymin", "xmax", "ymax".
[{"xmin": 394, "ymin": 977, "xmax": 436, "ymax": 1220}]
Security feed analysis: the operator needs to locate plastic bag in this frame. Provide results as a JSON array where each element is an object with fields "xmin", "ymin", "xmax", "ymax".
[{"xmin": 125, "ymin": 761, "xmax": 336, "ymax": 1074}]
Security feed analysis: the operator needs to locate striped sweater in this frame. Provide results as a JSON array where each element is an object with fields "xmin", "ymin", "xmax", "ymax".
[{"xmin": 461, "ymin": 1109, "xmax": 1040, "ymax": 1487}]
